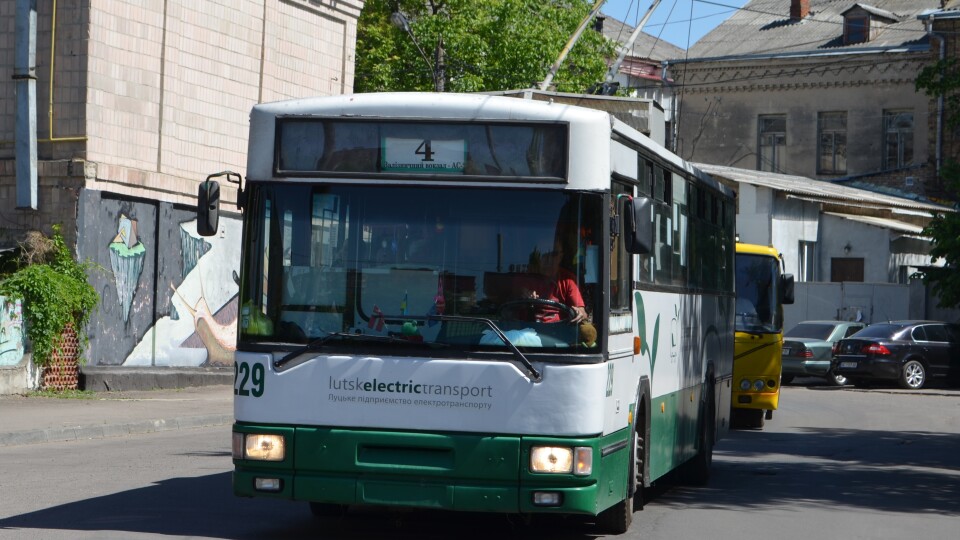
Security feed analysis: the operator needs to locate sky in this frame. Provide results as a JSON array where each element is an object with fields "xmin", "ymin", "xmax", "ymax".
[{"xmin": 599, "ymin": 0, "xmax": 749, "ymax": 49}]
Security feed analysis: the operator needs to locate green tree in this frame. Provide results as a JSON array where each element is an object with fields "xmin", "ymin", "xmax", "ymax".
[
  {"xmin": 916, "ymin": 58, "xmax": 960, "ymax": 308},
  {"xmin": 355, "ymin": 0, "xmax": 615, "ymax": 93}
]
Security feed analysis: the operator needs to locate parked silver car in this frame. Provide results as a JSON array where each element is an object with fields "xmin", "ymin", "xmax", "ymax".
[{"xmin": 782, "ymin": 320, "xmax": 867, "ymax": 386}]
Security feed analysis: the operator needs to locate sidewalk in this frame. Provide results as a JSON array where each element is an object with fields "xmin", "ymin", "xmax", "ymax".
[{"xmin": 0, "ymin": 385, "xmax": 234, "ymax": 447}]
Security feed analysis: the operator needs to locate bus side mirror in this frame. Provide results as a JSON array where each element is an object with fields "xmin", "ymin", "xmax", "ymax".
[
  {"xmin": 623, "ymin": 197, "xmax": 653, "ymax": 254},
  {"xmin": 781, "ymin": 274, "xmax": 795, "ymax": 305},
  {"xmin": 197, "ymin": 180, "xmax": 220, "ymax": 237}
]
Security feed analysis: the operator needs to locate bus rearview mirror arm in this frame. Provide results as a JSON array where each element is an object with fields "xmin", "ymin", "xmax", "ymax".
[
  {"xmin": 622, "ymin": 197, "xmax": 653, "ymax": 255},
  {"xmin": 197, "ymin": 171, "xmax": 244, "ymax": 237},
  {"xmin": 780, "ymin": 274, "xmax": 796, "ymax": 305}
]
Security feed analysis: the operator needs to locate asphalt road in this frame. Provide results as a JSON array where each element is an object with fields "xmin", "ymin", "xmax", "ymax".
[{"xmin": 1, "ymin": 381, "xmax": 957, "ymax": 539}]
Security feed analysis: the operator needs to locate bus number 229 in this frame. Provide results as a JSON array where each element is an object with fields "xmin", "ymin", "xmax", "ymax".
[{"xmin": 234, "ymin": 361, "xmax": 265, "ymax": 397}]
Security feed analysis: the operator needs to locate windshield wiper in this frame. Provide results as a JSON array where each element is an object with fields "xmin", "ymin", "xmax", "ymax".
[
  {"xmin": 274, "ymin": 332, "xmax": 345, "ymax": 370},
  {"xmin": 274, "ymin": 317, "xmax": 542, "ymax": 383},
  {"xmin": 274, "ymin": 331, "xmax": 444, "ymax": 371},
  {"xmin": 426, "ymin": 314, "xmax": 542, "ymax": 383}
]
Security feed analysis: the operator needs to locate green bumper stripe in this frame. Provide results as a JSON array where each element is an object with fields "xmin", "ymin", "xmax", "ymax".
[{"xmin": 233, "ymin": 424, "xmax": 632, "ymax": 515}]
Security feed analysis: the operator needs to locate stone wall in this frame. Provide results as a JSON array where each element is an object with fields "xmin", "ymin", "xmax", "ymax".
[{"xmin": 674, "ymin": 51, "xmax": 931, "ymax": 184}]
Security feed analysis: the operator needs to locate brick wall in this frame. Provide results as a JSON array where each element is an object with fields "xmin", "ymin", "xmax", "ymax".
[
  {"xmin": 0, "ymin": 158, "xmax": 88, "ymax": 251},
  {"xmin": 0, "ymin": 0, "xmax": 364, "ymax": 246}
]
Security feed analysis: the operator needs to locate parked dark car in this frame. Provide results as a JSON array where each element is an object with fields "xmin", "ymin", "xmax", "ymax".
[
  {"xmin": 782, "ymin": 320, "xmax": 867, "ymax": 386},
  {"xmin": 831, "ymin": 320, "xmax": 960, "ymax": 390}
]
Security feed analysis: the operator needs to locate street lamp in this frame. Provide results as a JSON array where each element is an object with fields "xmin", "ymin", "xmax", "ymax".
[{"xmin": 390, "ymin": 11, "xmax": 444, "ymax": 92}]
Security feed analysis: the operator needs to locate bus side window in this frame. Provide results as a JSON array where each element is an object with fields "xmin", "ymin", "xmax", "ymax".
[{"xmin": 611, "ymin": 181, "xmax": 634, "ymax": 313}]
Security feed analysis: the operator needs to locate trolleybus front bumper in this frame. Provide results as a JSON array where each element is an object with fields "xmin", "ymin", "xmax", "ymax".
[{"xmin": 232, "ymin": 423, "xmax": 632, "ymax": 516}]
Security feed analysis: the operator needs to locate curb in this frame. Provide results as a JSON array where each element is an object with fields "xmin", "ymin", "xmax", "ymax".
[{"xmin": 0, "ymin": 414, "xmax": 233, "ymax": 448}]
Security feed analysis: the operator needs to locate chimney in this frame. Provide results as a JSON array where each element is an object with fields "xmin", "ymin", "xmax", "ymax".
[{"xmin": 790, "ymin": 0, "xmax": 810, "ymax": 21}]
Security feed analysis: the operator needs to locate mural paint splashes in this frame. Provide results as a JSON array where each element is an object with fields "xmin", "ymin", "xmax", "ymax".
[
  {"xmin": 109, "ymin": 214, "xmax": 146, "ymax": 322},
  {"xmin": 180, "ymin": 226, "xmax": 211, "ymax": 278}
]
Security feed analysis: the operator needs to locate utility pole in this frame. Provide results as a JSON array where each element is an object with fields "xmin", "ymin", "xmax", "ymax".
[
  {"xmin": 391, "ymin": 11, "xmax": 444, "ymax": 92},
  {"xmin": 539, "ymin": 0, "xmax": 606, "ymax": 91}
]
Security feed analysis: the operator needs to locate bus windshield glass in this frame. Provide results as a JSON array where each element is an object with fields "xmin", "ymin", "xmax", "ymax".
[
  {"xmin": 238, "ymin": 184, "xmax": 603, "ymax": 353},
  {"xmin": 735, "ymin": 254, "xmax": 780, "ymax": 334}
]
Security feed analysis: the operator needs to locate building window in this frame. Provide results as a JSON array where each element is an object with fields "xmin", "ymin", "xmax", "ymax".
[
  {"xmin": 758, "ymin": 115, "xmax": 786, "ymax": 172},
  {"xmin": 831, "ymin": 258, "xmax": 864, "ymax": 282},
  {"xmin": 817, "ymin": 112, "xmax": 847, "ymax": 174},
  {"xmin": 844, "ymin": 15, "xmax": 869, "ymax": 44},
  {"xmin": 883, "ymin": 110, "xmax": 913, "ymax": 169},
  {"xmin": 798, "ymin": 241, "xmax": 816, "ymax": 282}
]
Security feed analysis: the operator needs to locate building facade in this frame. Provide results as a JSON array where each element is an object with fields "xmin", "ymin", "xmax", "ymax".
[
  {"xmin": 1, "ymin": 0, "xmax": 364, "ymax": 375},
  {"xmin": 669, "ymin": 0, "xmax": 940, "ymax": 198}
]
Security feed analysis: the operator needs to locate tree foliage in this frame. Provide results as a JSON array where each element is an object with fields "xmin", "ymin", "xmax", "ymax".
[
  {"xmin": 355, "ymin": 0, "xmax": 615, "ymax": 93},
  {"xmin": 916, "ymin": 59, "xmax": 960, "ymax": 309},
  {"xmin": 0, "ymin": 226, "xmax": 99, "ymax": 365}
]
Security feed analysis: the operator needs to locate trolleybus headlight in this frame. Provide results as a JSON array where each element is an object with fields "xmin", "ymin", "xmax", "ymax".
[
  {"xmin": 739, "ymin": 378, "xmax": 751, "ymax": 391},
  {"xmin": 233, "ymin": 432, "xmax": 286, "ymax": 461},
  {"xmin": 753, "ymin": 379, "xmax": 765, "ymax": 392},
  {"xmin": 529, "ymin": 446, "xmax": 592, "ymax": 475},
  {"xmin": 530, "ymin": 446, "xmax": 574, "ymax": 473}
]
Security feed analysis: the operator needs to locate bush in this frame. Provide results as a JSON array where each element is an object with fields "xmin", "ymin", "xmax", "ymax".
[{"xmin": 0, "ymin": 226, "xmax": 99, "ymax": 366}]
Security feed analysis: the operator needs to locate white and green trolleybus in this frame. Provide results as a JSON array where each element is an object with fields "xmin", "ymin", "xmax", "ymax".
[{"xmin": 197, "ymin": 92, "xmax": 735, "ymax": 533}]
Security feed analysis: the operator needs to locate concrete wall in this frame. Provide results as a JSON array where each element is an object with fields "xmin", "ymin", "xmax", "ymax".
[
  {"xmin": 1, "ymin": 0, "xmax": 363, "ymax": 213},
  {"xmin": 77, "ymin": 190, "xmax": 242, "ymax": 367},
  {"xmin": 785, "ymin": 281, "xmax": 918, "ymax": 332},
  {"xmin": 674, "ymin": 52, "xmax": 931, "ymax": 190},
  {"xmin": 818, "ymin": 213, "xmax": 891, "ymax": 283},
  {"xmin": 0, "ymin": 0, "xmax": 364, "ymax": 371},
  {"xmin": 785, "ymin": 279, "xmax": 960, "ymax": 331}
]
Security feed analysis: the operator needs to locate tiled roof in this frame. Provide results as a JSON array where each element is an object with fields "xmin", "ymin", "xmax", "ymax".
[
  {"xmin": 685, "ymin": 0, "xmax": 936, "ymax": 61},
  {"xmin": 598, "ymin": 15, "xmax": 687, "ymax": 62}
]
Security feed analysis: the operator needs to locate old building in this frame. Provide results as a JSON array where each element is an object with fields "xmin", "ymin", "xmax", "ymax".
[
  {"xmin": 596, "ymin": 14, "xmax": 686, "ymax": 148},
  {"xmin": 919, "ymin": 1, "xmax": 960, "ymax": 198},
  {"xmin": 1, "ymin": 0, "xmax": 364, "ymax": 387},
  {"xmin": 669, "ymin": 0, "xmax": 940, "ymax": 198}
]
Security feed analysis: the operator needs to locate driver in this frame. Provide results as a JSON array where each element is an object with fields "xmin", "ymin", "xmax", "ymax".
[{"xmin": 523, "ymin": 247, "xmax": 588, "ymax": 324}]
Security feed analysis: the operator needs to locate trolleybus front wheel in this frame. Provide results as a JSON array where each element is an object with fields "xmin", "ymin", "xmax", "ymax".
[{"xmin": 309, "ymin": 502, "xmax": 347, "ymax": 519}]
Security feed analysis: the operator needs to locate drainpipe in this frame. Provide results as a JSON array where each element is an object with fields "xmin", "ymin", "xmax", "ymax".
[
  {"xmin": 662, "ymin": 60, "xmax": 679, "ymax": 154},
  {"xmin": 14, "ymin": 0, "xmax": 38, "ymax": 210},
  {"xmin": 925, "ymin": 18, "xmax": 945, "ymax": 178}
]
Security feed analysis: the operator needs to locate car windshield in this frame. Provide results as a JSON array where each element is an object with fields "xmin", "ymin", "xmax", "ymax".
[
  {"xmin": 785, "ymin": 323, "xmax": 835, "ymax": 340},
  {"xmin": 235, "ymin": 183, "xmax": 603, "ymax": 353}
]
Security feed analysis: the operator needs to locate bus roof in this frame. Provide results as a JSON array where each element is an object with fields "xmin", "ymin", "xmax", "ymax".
[
  {"xmin": 247, "ymin": 92, "xmax": 730, "ymax": 198},
  {"xmin": 736, "ymin": 242, "xmax": 780, "ymax": 258}
]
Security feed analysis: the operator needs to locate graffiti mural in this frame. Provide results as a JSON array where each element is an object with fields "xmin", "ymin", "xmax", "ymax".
[
  {"xmin": 78, "ymin": 190, "xmax": 241, "ymax": 368},
  {"xmin": 122, "ymin": 218, "xmax": 240, "ymax": 367},
  {"xmin": 108, "ymin": 214, "xmax": 146, "ymax": 322},
  {"xmin": 0, "ymin": 297, "xmax": 25, "ymax": 366}
]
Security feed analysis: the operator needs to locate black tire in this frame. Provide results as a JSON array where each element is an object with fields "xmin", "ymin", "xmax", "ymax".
[
  {"xmin": 827, "ymin": 370, "xmax": 848, "ymax": 386},
  {"xmin": 309, "ymin": 502, "xmax": 346, "ymax": 518},
  {"xmin": 899, "ymin": 360, "xmax": 927, "ymax": 390},
  {"xmin": 851, "ymin": 379, "xmax": 871, "ymax": 388},
  {"xmin": 731, "ymin": 408, "xmax": 764, "ymax": 430},
  {"xmin": 781, "ymin": 375, "xmax": 795, "ymax": 385},
  {"xmin": 730, "ymin": 407, "xmax": 766, "ymax": 429},
  {"xmin": 679, "ymin": 386, "xmax": 715, "ymax": 485}
]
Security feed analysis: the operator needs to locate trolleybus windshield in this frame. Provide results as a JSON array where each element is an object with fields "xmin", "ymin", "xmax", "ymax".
[{"xmin": 237, "ymin": 184, "xmax": 603, "ymax": 354}]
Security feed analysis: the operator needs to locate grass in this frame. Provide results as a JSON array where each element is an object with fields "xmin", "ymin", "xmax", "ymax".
[{"xmin": 25, "ymin": 388, "xmax": 99, "ymax": 399}]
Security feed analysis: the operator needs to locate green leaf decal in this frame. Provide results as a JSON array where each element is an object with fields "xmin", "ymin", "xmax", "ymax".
[
  {"xmin": 634, "ymin": 291, "xmax": 648, "ymax": 355},
  {"xmin": 651, "ymin": 315, "xmax": 660, "ymax": 372}
]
